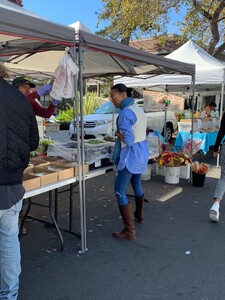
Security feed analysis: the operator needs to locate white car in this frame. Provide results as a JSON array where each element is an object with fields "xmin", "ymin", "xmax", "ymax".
[{"xmin": 69, "ymin": 101, "xmax": 177, "ymax": 141}]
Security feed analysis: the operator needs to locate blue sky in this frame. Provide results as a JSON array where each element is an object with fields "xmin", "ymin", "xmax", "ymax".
[
  {"xmin": 22, "ymin": 0, "xmax": 183, "ymax": 36},
  {"xmin": 22, "ymin": 0, "xmax": 105, "ymax": 33}
]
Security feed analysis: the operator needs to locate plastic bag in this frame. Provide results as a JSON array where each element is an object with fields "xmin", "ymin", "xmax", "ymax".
[
  {"xmin": 50, "ymin": 51, "xmax": 79, "ymax": 100},
  {"xmin": 183, "ymin": 139, "xmax": 202, "ymax": 156}
]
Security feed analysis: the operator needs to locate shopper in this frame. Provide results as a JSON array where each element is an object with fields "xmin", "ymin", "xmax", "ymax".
[
  {"xmin": 201, "ymin": 101, "xmax": 217, "ymax": 118},
  {"xmin": 209, "ymin": 112, "xmax": 225, "ymax": 222},
  {"xmin": 110, "ymin": 83, "xmax": 149, "ymax": 240},
  {"xmin": 0, "ymin": 65, "xmax": 39, "ymax": 299},
  {"xmin": 12, "ymin": 76, "xmax": 60, "ymax": 118},
  {"xmin": 12, "ymin": 76, "xmax": 61, "ymax": 233}
]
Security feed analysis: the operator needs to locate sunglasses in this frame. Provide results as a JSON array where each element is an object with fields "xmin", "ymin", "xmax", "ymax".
[{"xmin": 110, "ymin": 93, "xmax": 121, "ymax": 101}]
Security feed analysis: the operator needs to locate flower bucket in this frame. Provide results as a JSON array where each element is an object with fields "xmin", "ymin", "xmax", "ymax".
[
  {"xmin": 165, "ymin": 166, "xmax": 180, "ymax": 184},
  {"xmin": 141, "ymin": 164, "xmax": 151, "ymax": 181},
  {"xmin": 156, "ymin": 164, "xmax": 165, "ymax": 176},
  {"xmin": 180, "ymin": 164, "xmax": 191, "ymax": 179},
  {"xmin": 192, "ymin": 172, "xmax": 205, "ymax": 187}
]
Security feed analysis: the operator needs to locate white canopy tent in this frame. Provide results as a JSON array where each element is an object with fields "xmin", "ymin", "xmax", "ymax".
[
  {"xmin": 115, "ymin": 40, "xmax": 225, "ymax": 115},
  {"xmin": 114, "ymin": 40, "xmax": 225, "ymax": 89},
  {"xmin": 0, "ymin": 0, "xmax": 195, "ymax": 253}
]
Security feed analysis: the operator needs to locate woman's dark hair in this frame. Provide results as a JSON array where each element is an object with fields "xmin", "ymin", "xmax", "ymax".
[{"xmin": 111, "ymin": 83, "xmax": 133, "ymax": 97}]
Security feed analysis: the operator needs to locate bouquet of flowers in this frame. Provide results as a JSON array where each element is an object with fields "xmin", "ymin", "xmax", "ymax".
[
  {"xmin": 179, "ymin": 151, "xmax": 192, "ymax": 165},
  {"xmin": 156, "ymin": 151, "xmax": 187, "ymax": 167},
  {"xmin": 183, "ymin": 139, "xmax": 202, "ymax": 156},
  {"xmin": 192, "ymin": 161, "xmax": 209, "ymax": 174}
]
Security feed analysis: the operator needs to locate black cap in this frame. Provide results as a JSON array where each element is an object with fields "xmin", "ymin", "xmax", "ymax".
[{"xmin": 12, "ymin": 76, "xmax": 36, "ymax": 88}]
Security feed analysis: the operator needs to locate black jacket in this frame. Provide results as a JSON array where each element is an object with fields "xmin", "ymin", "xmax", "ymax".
[
  {"xmin": 214, "ymin": 112, "xmax": 225, "ymax": 153},
  {"xmin": 0, "ymin": 78, "xmax": 39, "ymax": 184}
]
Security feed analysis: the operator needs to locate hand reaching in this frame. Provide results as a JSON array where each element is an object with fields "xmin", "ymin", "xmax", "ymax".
[
  {"xmin": 37, "ymin": 84, "xmax": 52, "ymax": 96},
  {"xmin": 51, "ymin": 99, "xmax": 61, "ymax": 106}
]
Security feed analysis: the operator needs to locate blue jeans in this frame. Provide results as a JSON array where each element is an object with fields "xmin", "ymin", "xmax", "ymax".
[
  {"xmin": 214, "ymin": 143, "xmax": 225, "ymax": 200},
  {"xmin": 114, "ymin": 167, "xmax": 144, "ymax": 206},
  {"xmin": 0, "ymin": 199, "xmax": 22, "ymax": 300}
]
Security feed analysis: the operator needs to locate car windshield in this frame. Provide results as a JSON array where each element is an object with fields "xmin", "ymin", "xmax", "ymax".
[{"xmin": 93, "ymin": 102, "xmax": 121, "ymax": 114}]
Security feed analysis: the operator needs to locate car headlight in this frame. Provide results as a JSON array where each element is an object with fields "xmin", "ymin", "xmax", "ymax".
[{"xmin": 96, "ymin": 120, "xmax": 112, "ymax": 125}]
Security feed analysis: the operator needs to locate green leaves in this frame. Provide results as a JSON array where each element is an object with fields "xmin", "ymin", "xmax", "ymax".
[
  {"xmin": 56, "ymin": 92, "xmax": 103, "ymax": 123},
  {"xmin": 97, "ymin": 0, "xmax": 225, "ymax": 56}
]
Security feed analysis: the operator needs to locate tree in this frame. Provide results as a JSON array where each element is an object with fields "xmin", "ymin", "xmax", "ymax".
[
  {"xmin": 7, "ymin": 0, "xmax": 23, "ymax": 6},
  {"xmin": 97, "ymin": 0, "xmax": 225, "ymax": 57}
]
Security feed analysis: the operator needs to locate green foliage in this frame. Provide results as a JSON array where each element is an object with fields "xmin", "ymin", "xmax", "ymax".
[
  {"xmin": 175, "ymin": 111, "xmax": 185, "ymax": 122},
  {"xmin": 56, "ymin": 108, "xmax": 74, "ymax": 122},
  {"xmin": 97, "ymin": 0, "xmax": 225, "ymax": 56},
  {"xmin": 83, "ymin": 92, "xmax": 103, "ymax": 115},
  {"xmin": 57, "ymin": 98, "xmax": 74, "ymax": 111},
  {"xmin": 30, "ymin": 139, "xmax": 55, "ymax": 157},
  {"xmin": 55, "ymin": 92, "xmax": 103, "ymax": 123}
]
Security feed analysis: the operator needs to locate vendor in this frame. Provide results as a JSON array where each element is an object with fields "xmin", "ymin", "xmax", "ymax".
[
  {"xmin": 12, "ymin": 76, "xmax": 60, "ymax": 119},
  {"xmin": 201, "ymin": 101, "xmax": 217, "ymax": 118}
]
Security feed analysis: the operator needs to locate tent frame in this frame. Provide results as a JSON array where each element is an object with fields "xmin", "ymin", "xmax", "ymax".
[{"xmin": 0, "ymin": 0, "xmax": 196, "ymax": 253}]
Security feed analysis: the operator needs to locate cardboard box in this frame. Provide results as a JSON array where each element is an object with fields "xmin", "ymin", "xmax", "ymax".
[
  {"xmin": 74, "ymin": 163, "xmax": 89, "ymax": 176},
  {"xmin": 178, "ymin": 122, "xmax": 198, "ymax": 132},
  {"xmin": 180, "ymin": 119, "xmax": 197, "ymax": 123},
  {"xmin": 41, "ymin": 163, "xmax": 75, "ymax": 181},
  {"xmin": 23, "ymin": 173, "xmax": 41, "ymax": 191},
  {"xmin": 60, "ymin": 160, "xmax": 79, "ymax": 167},
  {"xmin": 24, "ymin": 167, "xmax": 58, "ymax": 186},
  {"xmin": 29, "ymin": 158, "xmax": 50, "ymax": 167},
  {"xmin": 42, "ymin": 156, "xmax": 65, "ymax": 163},
  {"xmin": 24, "ymin": 163, "xmax": 34, "ymax": 172}
]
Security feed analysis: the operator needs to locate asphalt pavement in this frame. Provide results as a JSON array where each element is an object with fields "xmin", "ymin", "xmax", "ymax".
[{"xmin": 18, "ymin": 131, "xmax": 225, "ymax": 300}]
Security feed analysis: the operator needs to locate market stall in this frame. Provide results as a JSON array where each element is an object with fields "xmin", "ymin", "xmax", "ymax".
[
  {"xmin": 114, "ymin": 40, "xmax": 225, "ymax": 109},
  {"xmin": 114, "ymin": 40, "xmax": 225, "ymax": 146},
  {"xmin": 174, "ymin": 131, "xmax": 219, "ymax": 155},
  {"xmin": 0, "ymin": 0, "xmax": 195, "ymax": 253},
  {"xmin": 174, "ymin": 114, "xmax": 222, "ymax": 159}
]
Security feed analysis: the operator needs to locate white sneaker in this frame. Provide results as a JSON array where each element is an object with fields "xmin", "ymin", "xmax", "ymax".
[{"xmin": 209, "ymin": 209, "xmax": 220, "ymax": 222}]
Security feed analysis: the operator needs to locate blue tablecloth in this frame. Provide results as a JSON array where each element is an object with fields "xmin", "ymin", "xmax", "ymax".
[{"xmin": 174, "ymin": 131, "xmax": 218, "ymax": 154}]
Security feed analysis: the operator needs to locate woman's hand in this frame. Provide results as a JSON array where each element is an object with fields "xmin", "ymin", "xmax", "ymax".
[{"xmin": 115, "ymin": 130, "xmax": 124, "ymax": 142}]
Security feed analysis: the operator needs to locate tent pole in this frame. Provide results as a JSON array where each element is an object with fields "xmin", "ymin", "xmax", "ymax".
[
  {"xmin": 190, "ymin": 74, "xmax": 196, "ymax": 160},
  {"xmin": 220, "ymin": 82, "xmax": 224, "ymax": 119},
  {"xmin": 77, "ymin": 44, "xmax": 88, "ymax": 253},
  {"xmin": 216, "ymin": 82, "xmax": 224, "ymax": 168},
  {"xmin": 70, "ymin": 46, "xmax": 80, "ymax": 234},
  {"xmin": 71, "ymin": 46, "xmax": 87, "ymax": 253}
]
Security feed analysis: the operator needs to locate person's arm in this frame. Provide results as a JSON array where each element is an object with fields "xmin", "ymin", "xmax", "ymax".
[
  {"xmin": 214, "ymin": 113, "xmax": 225, "ymax": 153},
  {"xmin": 27, "ymin": 91, "xmax": 56, "ymax": 118},
  {"xmin": 27, "ymin": 103, "xmax": 39, "ymax": 151},
  {"xmin": 117, "ymin": 109, "xmax": 136, "ymax": 146}
]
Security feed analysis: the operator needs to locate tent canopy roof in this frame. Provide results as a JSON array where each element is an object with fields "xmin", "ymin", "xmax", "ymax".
[
  {"xmin": 114, "ymin": 40, "xmax": 225, "ymax": 92},
  {"xmin": 167, "ymin": 40, "xmax": 225, "ymax": 70},
  {"xmin": 0, "ymin": 0, "xmax": 195, "ymax": 80}
]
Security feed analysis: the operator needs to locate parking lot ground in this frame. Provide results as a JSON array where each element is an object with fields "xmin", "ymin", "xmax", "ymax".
[{"xmin": 18, "ymin": 138, "xmax": 225, "ymax": 299}]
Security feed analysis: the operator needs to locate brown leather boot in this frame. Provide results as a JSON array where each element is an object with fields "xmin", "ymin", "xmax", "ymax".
[
  {"xmin": 134, "ymin": 195, "xmax": 144, "ymax": 224},
  {"xmin": 112, "ymin": 203, "xmax": 136, "ymax": 240}
]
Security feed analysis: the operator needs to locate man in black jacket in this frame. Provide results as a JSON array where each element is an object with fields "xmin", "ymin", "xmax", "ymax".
[{"xmin": 0, "ymin": 65, "xmax": 39, "ymax": 300}]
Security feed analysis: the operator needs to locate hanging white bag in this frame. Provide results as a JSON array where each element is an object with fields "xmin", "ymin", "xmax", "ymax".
[{"xmin": 50, "ymin": 50, "xmax": 79, "ymax": 101}]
